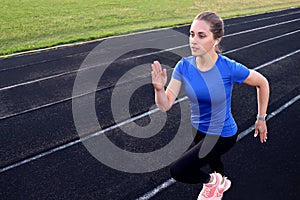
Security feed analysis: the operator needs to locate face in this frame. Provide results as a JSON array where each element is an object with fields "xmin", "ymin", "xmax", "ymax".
[{"xmin": 189, "ymin": 20, "xmax": 217, "ymax": 56}]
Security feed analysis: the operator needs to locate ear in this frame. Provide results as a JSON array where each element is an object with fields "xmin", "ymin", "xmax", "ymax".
[
  {"xmin": 213, "ymin": 38, "xmax": 222, "ymax": 47},
  {"xmin": 215, "ymin": 38, "xmax": 222, "ymax": 45},
  {"xmin": 213, "ymin": 41, "xmax": 218, "ymax": 47}
]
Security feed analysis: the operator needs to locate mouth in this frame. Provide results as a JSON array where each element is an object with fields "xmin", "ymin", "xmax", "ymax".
[{"xmin": 190, "ymin": 46, "xmax": 198, "ymax": 52}]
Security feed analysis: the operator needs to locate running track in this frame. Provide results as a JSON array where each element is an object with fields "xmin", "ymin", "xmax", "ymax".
[{"xmin": 0, "ymin": 8, "xmax": 299, "ymax": 200}]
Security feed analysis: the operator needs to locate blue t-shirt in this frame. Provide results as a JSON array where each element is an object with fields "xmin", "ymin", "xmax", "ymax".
[{"xmin": 172, "ymin": 55, "xmax": 250, "ymax": 137}]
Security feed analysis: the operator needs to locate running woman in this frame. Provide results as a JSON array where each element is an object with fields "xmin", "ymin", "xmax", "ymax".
[{"xmin": 151, "ymin": 11, "xmax": 269, "ymax": 199}]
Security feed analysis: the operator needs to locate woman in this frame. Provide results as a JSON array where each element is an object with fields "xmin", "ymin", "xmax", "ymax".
[{"xmin": 151, "ymin": 11, "xmax": 269, "ymax": 200}]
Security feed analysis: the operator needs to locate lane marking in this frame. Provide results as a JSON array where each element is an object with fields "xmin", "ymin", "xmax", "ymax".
[
  {"xmin": 0, "ymin": 96, "xmax": 187, "ymax": 173},
  {"xmin": 0, "ymin": 47, "xmax": 299, "ymax": 120},
  {"xmin": 225, "ymin": 10, "xmax": 300, "ymax": 27},
  {"xmin": 1, "ymin": 18, "xmax": 299, "ymax": 91},
  {"xmin": 136, "ymin": 94, "xmax": 300, "ymax": 200},
  {"xmin": 237, "ymin": 94, "xmax": 300, "ymax": 140},
  {"xmin": 0, "ymin": 50, "xmax": 298, "ymax": 172},
  {"xmin": 136, "ymin": 178, "xmax": 176, "ymax": 200},
  {"xmin": 1, "ymin": 9, "xmax": 299, "ymax": 59},
  {"xmin": 253, "ymin": 49, "xmax": 300, "ymax": 71},
  {"xmin": 224, "ymin": 18, "xmax": 300, "ymax": 37},
  {"xmin": 224, "ymin": 30, "xmax": 300, "ymax": 55}
]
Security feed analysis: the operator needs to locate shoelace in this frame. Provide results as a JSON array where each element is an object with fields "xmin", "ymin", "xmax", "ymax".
[
  {"xmin": 202, "ymin": 186, "xmax": 213, "ymax": 197},
  {"xmin": 215, "ymin": 190, "xmax": 222, "ymax": 197},
  {"xmin": 215, "ymin": 178, "xmax": 227, "ymax": 197}
]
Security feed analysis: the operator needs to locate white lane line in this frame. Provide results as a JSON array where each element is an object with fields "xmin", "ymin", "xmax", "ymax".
[
  {"xmin": 224, "ymin": 30, "xmax": 300, "ymax": 55},
  {"xmin": 225, "ymin": 18, "xmax": 300, "ymax": 37},
  {"xmin": 0, "ymin": 70, "xmax": 77, "ymax": 91},
  {"xmin": 1, "ymin": 10, "xmax": 298, "ymax": 73},
  {"xmin": 0, "ymin": 96, "xmax": 187, "ymax": 173},
  {"xmin": 1, "ymin": 10, "xmax": 299, "ymax": 60},
  {"xmin": 136, "ymin": 178, "xmax": 176, "ymax": 200},
  {"xmin": 0, "ymin": 27, "xmax": 299, "ymax": 119},
  {"xmin": 0, "ymin": 18, "xmax": 299, "ymax": 92},
  {"xmin": 225, "ymin": 10, "xmax": 300, "ymax": 27},
  {"xmin": 0, "ymin": 50, "xmax": 298, "ymax": 172},
  {"xmin": 0, "ymin": 52, "xmax": 87, "ymax": 73},
  {"xmin": 1, "ymin": 46, "xmax": 299, "ymax": 121},
  {"xmin": 136, "ymin": 94, "xmax": 300, "ymax": 200},
  {"xmin": 253, "ymin": 49, "xmax": 300, "ymax": 71},
  {"xmin": 237, "ymin": 94, "xmax": 300, "ymax": 141}
]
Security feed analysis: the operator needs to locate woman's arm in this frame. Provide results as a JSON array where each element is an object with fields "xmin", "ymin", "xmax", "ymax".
[
  {"xmin": 243, "ymin": 70, "xmax": 270, "ymax": 143},
  {"xmin": 152, "ymin": 61, "xmax": 182, "ymax": 112}
]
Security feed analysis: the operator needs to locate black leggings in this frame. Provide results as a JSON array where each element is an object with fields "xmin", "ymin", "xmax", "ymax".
[{"xmin": 170, "ymin": 130, "xmax": 237, "ymax": 184}]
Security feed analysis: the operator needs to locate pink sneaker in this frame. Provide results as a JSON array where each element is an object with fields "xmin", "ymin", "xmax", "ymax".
[
  {"xmin": 214, "ymin": 177, "xmax": 231, "ymax": 200},
  {"xmin": 197, "ymin": 172, "xmax": 223, "ymax": 200}
]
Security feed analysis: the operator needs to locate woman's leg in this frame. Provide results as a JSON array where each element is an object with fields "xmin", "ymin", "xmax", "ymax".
[
  {"xmin": 209, "ymin": 157, "xmax": 224, "ymax": 175},
  {"xmin": 170, "ymin": 139, "xmax": 211, "ymax": 184},
  {"xmin": 169, "ymin": 131, "xmax": 237, "ymax": 184},
  {"xmin": 207, "ymin": 134, "xmax": 237, "ymax": 175}
]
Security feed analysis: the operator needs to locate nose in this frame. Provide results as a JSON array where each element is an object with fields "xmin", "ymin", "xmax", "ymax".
[{"xmin": 189, "ymin": 36, "xmax": 196, "ymax": 45}]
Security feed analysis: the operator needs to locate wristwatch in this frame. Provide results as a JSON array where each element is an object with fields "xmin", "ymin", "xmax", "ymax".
[{"xmin": 257, "ymin": 114, "xmax": 267, "ymax": 121}]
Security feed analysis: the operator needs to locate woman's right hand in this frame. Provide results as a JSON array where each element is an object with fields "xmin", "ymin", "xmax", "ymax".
[{"xmin": 151, "ymin": 61, "xmax": 167, "ymax": 91}]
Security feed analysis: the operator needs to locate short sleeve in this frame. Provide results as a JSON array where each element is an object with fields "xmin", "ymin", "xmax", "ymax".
[
  {"xmin": 172, "ymin": 58, "xmax": 184, "ymax": 82},
  {"xmin": 231, "ymin": 62, "xmax": 250, "ymax": 84}
]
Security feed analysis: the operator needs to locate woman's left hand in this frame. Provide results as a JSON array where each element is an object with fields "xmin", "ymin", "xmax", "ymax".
[{"xmin": 254, "ymin": 120, "xmax": 268, "ymax": 143}]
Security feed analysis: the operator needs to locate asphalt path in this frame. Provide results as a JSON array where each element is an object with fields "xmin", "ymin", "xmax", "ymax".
[{"xmin": 0, "ymin": 8, "xmax": 299, "ymax": 200}]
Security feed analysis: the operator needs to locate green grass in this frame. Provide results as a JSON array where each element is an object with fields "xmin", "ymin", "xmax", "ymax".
[{"xmin": 0, "ymin": 0, "xmax": 299, "ymax": 56}]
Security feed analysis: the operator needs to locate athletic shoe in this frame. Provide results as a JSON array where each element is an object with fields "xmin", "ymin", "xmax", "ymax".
[
  {"xmin": 213, "ymin": 177, "xmax": 231, "ymax": 200},
  {"xmin": 197, "ymin": 172, "xmax": 223, "ymax": 200}
]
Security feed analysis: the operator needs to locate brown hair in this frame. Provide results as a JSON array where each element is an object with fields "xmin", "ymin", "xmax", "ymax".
[{"xmin": 194, "ymin": 11, "xmax": 224, "ymax": 53}]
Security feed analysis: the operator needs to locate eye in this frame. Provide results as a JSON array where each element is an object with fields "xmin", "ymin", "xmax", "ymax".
[
  {"xmin": 198, "ymin": 34, "xmax": 206, "ymax": 39},
  {"xmin": 190, "ymin": 32, "xmax": 195, "ymax": 38}
]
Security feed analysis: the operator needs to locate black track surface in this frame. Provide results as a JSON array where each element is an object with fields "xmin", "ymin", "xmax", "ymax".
[{"xmin": 0, "ymin": 8, "xmax": 299, "ymax": 200}]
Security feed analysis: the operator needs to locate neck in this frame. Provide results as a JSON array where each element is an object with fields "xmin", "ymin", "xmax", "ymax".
[{"xmin": 196, "ymin": 51, "xmax": 218, "ymax": 72}]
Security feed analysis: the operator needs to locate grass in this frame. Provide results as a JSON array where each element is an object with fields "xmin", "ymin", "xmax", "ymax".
[{"xmin": 0, "ymin": 0, "xmax": 299, "ymax": 56}]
